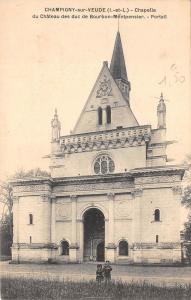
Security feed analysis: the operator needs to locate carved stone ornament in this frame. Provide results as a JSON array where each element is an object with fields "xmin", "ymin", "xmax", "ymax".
[
  {"xmin": 135, "ymin": 175, "xmax": 180, "ymax": 185},
  {"xmin": 131, "ymin": 188, "xmax": 143, "ymax": 197},
  {"xmin": 115, "ymin": 201, "xmax": 131, "ymax": 219},
  {"xmin": 107, "ymin": 192, "xmax": 115, "ymax": 200},
  {"xmin": 106, "ymin": 243, "xmax": 116, "ymax": 249},
  {"xmin": 96, "ymin": 75, "xmax": 112, "ymax": 98},
  {"xmin": 69, "ymin": 243, "xmax": 79, "ymax": 249},
  {"xmin": 56, "ymin": 203, "xmax": 72, "ymax": 219},
  {"xmin": 13, "ymin": 196, "xmax": 19, "ymax": 203},
  {"xmin": 172, "ymin": 185, "xmax": 182, "ymax": 195},
  {"xmin": 70, "ymin": 195, "xmax": 77, "ymax": 201},
  {"xmin": 13, "ymin": 184, "xmax": 51, "ymax": 193},
  {"xmin": 61, "ymin": 126, "xmax": 151, "ymax": 155},
  {"xmin": 132, "ymin": 242, "xmax": 180, "ymax": 250},
  {"xmin": 41, "ymin": 194, "xmax": 51, "ymax": 202}
]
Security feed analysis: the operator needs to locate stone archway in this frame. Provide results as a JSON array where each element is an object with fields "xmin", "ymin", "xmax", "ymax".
[{"xmin": 83, "ymin": 208, "xmax": 105, "ymax": 262}]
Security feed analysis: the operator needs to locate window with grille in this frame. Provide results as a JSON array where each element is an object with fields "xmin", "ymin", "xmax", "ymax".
[
  {"xmin": 154, "ymin": 209, "xmax": 160, "ymax": 222},
  {"xmin": 119, "ymin": 240, "xmax": 128, "ymax": 256},
  {"xmin": 98, "ymin": 107, "xmax": 103, "ymax": 125},
  {"xmin": 94, "ymin": 155, "xmax": 115, "ymax": 175},
  {"xmin": 156, "ymin": 235, "xmax": 159, "ymax": 243},
  {"xmin": 29, "ymin": 214, "xmax": 33, "ymax": 225},
  {"xmin": 61, "ymin": 241, "xmax": 69, "ymax": 255},
  {"xmin": 106, "ymin": 106, "xmax": 111, "ymax": 124}
]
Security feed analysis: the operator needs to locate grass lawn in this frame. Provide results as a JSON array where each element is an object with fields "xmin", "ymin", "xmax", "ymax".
[{"xmin": 1, "ymin": 276, "xmax": 191, "ymax": 299}]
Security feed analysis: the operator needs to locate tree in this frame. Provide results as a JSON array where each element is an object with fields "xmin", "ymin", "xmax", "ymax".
[
  {"xmin": 0, "ymin": 168, "xmax": 50, "ymax": 256},
  {"xmin": 182, "ymin": 186, "xmax": 191, "ymax": 209},
  {"xmin": 11, "ymin": 168, "xmax": 50, "ymax": 179},
  {"xmin": 181, "ymin": 155, "xmax": 191, "ymax": 262}
]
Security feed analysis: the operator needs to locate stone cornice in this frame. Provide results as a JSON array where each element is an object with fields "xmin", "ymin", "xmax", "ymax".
[
  {"xmin": 131, "ymin": 188, "xmax": 143, "ymax": 197},
  {"xmin": 10, "ymin": 177, "xmax": 53, "ymax": 186},
  {"xmin": 53, "ymin": 173, "xmax": 134, "ymax": 186},
  {"xmin": 130, "ymin": 165, "xmax": 187, "ymax": 179},
  {"xmin": 148, "ymin": 140, "xmax": 177, "ymax": 147},
  {"xmin": 9, "ymin": 165, "xmax": 186, "ymax": 190},
  {"xmin": 12, "ymin": 243, "xmax": 58, "ymax": 249},
  {"xmin": 133, "ymin": 242, "xmax": 181, "ymax": 250}
]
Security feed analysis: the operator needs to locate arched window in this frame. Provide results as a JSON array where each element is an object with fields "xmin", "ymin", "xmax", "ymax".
[
  {"xmin": 119, "ymin": 240, "xmax": 128, "ymax": 256},
  {"xmin": 60, "ymin": 240, "xmax": 69, "ymax": 255},
  {"xmin": 106, "ymin": 106, "xmax": 111, "ymax": 124},
  {"xmin": 98, "ymin": 107, "xmax": 102, "ymax": 125},
  {"xmin": 154, "ymin": 209, "xmax": 160, "ymax": 222},
  {"xmin": 156, "ymin": 235, "xmax": 159, "ymax": 243},
  {"xmin": 94, "ymin": 155, "xmax": 115, "ymax": 175}
]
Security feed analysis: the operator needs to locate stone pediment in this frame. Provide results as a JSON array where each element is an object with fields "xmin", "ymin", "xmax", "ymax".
[{"xmin": 72, "ymin": 62, "xmax": 138, "ymax": 134}]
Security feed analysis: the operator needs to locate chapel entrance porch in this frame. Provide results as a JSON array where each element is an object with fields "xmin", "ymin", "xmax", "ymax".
[{"xmin": 83, "ymin": 208, "xmax": 105, "ymax": 262}]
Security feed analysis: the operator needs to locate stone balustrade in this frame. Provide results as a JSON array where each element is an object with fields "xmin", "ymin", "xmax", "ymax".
[{"xmin": 60, "ymin": 125, "xmax": 151, "ymax": 154}]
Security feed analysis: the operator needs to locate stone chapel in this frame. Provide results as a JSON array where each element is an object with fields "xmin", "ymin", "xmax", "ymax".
[{"xmin": 11, "ymin": 31, "xmax": 186, "ymax": 264}]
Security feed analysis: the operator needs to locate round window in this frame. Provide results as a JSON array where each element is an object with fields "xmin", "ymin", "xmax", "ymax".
[{"xmin": 94, "ymin": 155, "xmax": 115, "ymax": 175}]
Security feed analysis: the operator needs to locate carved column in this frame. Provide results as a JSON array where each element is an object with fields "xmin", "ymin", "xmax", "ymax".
[
  {"xmin": 106, "ymin": 193, "xmax": 116, "ymax": 262},
  {"xmin": 70, "ymin": 195, "xmax": 78, "ymax": 262},
  {"xmin": 102, "ymin": 107, "xmax": 107, "ymax": 125}
]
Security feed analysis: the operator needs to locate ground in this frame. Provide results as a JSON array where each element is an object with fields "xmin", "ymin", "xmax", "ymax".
[{"xmin": 1, "ymin": 261, "xmax": 191, "ymax": 286}]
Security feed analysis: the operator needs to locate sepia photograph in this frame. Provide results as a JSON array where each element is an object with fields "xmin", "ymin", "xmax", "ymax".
[{"xmin": 0, "ymin": 0, "xmax": 191, "ymax": 299}]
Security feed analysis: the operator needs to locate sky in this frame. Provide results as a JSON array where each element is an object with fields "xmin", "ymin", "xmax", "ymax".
[{"xmin": 0, "ymin": 0, "xmax": 190, "ymax": 180}]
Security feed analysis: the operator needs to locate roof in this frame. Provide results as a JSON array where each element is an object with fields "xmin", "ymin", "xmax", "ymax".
[{"xmin": 110, "ymin": 31, "xmax": 128, "ymax": 81}]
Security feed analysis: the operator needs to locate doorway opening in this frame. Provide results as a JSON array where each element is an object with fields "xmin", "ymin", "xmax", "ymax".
[
  {"xmin": 83, "ymin": 208, "xmax": 105, "ymax": 262},
  {"xmin": 97, "ymin": 241, "xmax": 105, "ymax": 261}
]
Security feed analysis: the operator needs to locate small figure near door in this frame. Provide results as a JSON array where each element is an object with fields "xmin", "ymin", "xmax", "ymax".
[
  {"xmin": 96, "ymin": 264, "xmax": 104, "ymax": 284},
  {"xmin": 103, "ymin": 260, "xmax": 112, "ymax": 283}
]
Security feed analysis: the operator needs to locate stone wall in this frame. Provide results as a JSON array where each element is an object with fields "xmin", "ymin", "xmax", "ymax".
[{"xmin": 51, "ymin": 146, "xmax": 147, "ymax": 178}]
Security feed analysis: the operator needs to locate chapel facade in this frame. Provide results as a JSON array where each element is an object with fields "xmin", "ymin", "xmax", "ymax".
[{"xmin": 11, "ymin": 31, "xmax": 186, "ymax": 264}]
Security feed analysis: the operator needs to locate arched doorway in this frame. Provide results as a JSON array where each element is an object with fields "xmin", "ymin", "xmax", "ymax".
[{"xmin": 83, "ymin": 208, "xmax": 105, "ymax": 262}]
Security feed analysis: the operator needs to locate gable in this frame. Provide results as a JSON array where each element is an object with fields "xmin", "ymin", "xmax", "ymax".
[{"xmin": 73, "ymin": 62, "xmax": 139, "ymax": 134}]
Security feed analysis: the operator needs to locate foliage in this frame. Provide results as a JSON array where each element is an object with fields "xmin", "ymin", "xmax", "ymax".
[
  {"xmin": 182, "ymin": 186, "xmax": 191, "ymax": 209},
  {"xmin": 11, "ymin": 168, "xmax": 50, "ymax": 179},
  {"xmin": 0, "ymin": 214, "xmax": 13, "ymax": 255},
  {"xmin": 0, "ymin": 183, "xmax": 13, "ymax": 225},
  {"xmin": 184, "ymin": 214, "xmax": 191, "ymax": 241},
  {"xmin": 1, "ymin": 277, "xmax": 191, "ymax": 300},
  {"xmin": 181, "ymin": 154, "xmax": 191, "ymax": 262},
  {"xmin": 0, "ymin": 183, "xmax": 13, "ymax": 255}
]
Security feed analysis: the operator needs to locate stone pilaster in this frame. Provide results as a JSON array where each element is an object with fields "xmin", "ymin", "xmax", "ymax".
[
  {"xmin": 70, "ymin": 195, "xmax": 78, "ymax": 262},
  {"xmin": 11, "ymin": 196, "xmax": 20, "ymax": 263},
  {"xmin": 106, "ymin": 192, "xmax": 116, "ymax": 262},
  {"xmin": 171, "ymin": 184, "xmax": 182, "ymax": 248},
  {"xmin": 51, "ymin": 196, "xmax": 56, "ymax": 244},
  {"xmin": 132, "ymin": 187, "xmax": 143, "ymax": 243},
  {"xmin": 42, "ymin": 194, "xmax": 51, "ymax": 244},
  {"xmin": 13, "ymin": 196, "xmax": 19, "ymax": 244}
]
